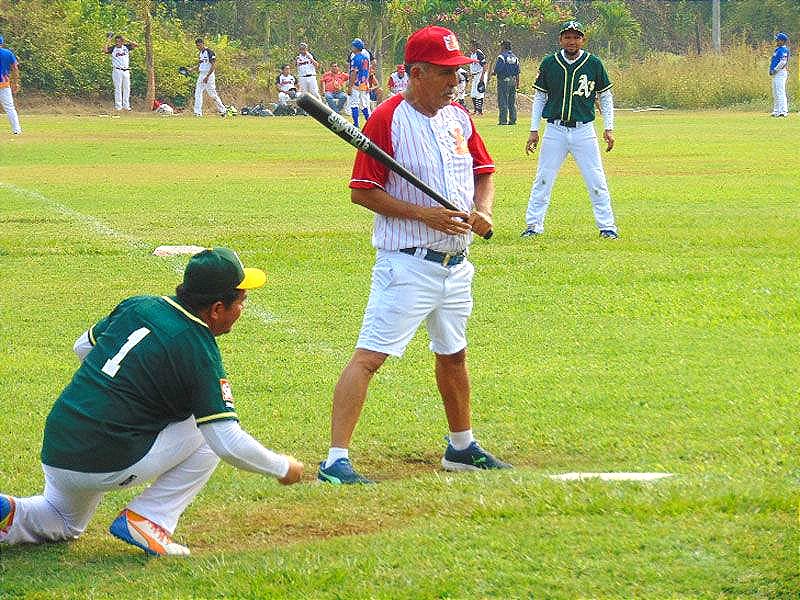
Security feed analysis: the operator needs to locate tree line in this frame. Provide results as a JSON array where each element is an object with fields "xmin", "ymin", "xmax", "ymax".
[{"xmin": 0, "ymin": 0, "xmax": 796, "ymax": 106}]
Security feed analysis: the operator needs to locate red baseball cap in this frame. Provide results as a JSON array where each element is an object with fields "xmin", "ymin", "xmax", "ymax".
[{"xmin": 404, "ymin": 26, "xmax": 476, "ymax": 67}]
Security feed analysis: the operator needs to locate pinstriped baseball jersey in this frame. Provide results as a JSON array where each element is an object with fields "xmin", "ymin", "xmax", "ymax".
[
  {"xmin": 350, "ymin": 94, "xmax": 495, "ymax": 253},
  {"xmin": 41, "ymin": 295, "xmax": 237, "ymax": 472},
  {"xmin": 106, "ymin": 44, "xmax": 133, "ymax": 70},
  {"xmin": 296, "ymin": 52, "xmax": 317, "ymax": 77},
  {"xmin": 534, "ymin": 50, "xmax": 612, "ymax": 123}
]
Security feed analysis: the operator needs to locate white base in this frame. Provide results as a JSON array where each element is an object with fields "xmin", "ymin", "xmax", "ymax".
[{"xmin": 550, "ymin": 472, "xmax": 673, "ymax": 482}]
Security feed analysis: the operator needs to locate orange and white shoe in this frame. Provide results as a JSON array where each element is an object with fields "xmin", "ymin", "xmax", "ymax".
[
  {"xmin": 0, "ymin": 494, "xmax": 16, "ymax": 535},
  {"xmin": 109, "ymin": 509, "xmax": 190, "ymax": 557}
]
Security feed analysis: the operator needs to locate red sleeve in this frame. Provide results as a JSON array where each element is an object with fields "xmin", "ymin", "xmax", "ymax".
[
  {"xmin": 463, "ymin": 110, "xmax": 495, "ymax": 175},
  {"xmin": 349, "ymin": 96, "xmax": 402, "ymax": 190}
]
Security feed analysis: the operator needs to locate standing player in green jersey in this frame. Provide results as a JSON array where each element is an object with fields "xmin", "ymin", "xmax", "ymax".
[
  {"xmin": 0, "ymin": 248, "xmax": 303, "ymax": 557},
  {"xmin": 521, "ymin": 21, "xmax": 619, "ymax": 239}
]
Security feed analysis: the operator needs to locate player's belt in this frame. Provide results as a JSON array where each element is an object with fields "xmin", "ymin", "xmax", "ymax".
[
  {"xmin": 547, "ymin": 118, "xmax": 578, "ymax": 127},
  {"xmin": 115, "ymin": 67, "xmax": 130, "ymax": 71},
  {"xmin": 400, "ymin": 247, "xmax": 466, "ymax": 267},
  {"xmin": 301, "ymin": 74, "xmax": 315, "ymax": 77}
]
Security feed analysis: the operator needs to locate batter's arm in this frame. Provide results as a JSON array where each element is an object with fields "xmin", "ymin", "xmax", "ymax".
[
  {"xmin": 351, "ymin": 187, "xmax": 472, "ymax": 236},
  {"xmin": 468, "ymin": 173, "xmax": 494, "ymax": 238}
]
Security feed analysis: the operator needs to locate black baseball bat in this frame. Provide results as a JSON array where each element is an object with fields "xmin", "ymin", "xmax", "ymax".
[{"xmin": 296, "ymin": 93, "xmax": 492, "ymax": 240}]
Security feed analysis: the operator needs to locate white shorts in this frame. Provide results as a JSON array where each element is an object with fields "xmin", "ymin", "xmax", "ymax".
[
  {"xmin": 349, "ymin": 89, "xmax": 371, "ymax": 110},
  {"xmin": 356, "ymin": 250, "xmax": 474, "ymax": 357}
]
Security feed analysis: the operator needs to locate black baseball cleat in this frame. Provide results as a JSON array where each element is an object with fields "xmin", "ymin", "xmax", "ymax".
[
  {"xmin": 599, "ymin": 229, "xmax": 619, "ymax": 239},
  {"xmin": 520, "ymin": 226, "xmax": 540, "ymax": 238},
  {"xmin": 442, "ymin": 441, "xmax": 512, "ymax": 471}
]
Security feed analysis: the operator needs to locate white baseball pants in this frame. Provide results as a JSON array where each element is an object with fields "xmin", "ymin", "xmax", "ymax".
[
  {"xmin": 772, "ymin": 71, "xmax": 788, "ymax": 116},
  {"xmin": 194, "ymin": 72, "xmax": 226, "ymax": 116},
  {"xmin": 298, "ymin": 75, "xmax": 321, "ymax": 99},
  {"xmin": 0, "ymin": 86, "xmax": 21, "ymax": 134},
  {"xmin": 349, "ymin": 88, "xmax": 370, "ymax": 110},
  {"xmin": 0, "ymin": 416, "xmax": 218, "ymax": 545},
  {"xmin": 525, "ymin": 121, "xmax": 617, "ymax": 233},
  {"xmin": 357, "ymin": 250, "xmax": 474, "ymax": 357},
  {"xmin": 112, "ymin": 68, "xmax": 131, "ymax": 110},
  {"xmin": 469, "ymin": 73, "xmax": 486, "ymax": 99}
]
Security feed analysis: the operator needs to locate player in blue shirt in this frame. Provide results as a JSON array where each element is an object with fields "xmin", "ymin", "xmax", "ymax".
[
  {"xmin": 770, "ymin": 32, "xmax": 789, "ymax": 117},
  {"xmin": 348, "ymin": 38, "xmax": 371, "ymax": 127},
  {"xmin": 0, "ymin": 34, "xmax": 22, "ymax": 134}
]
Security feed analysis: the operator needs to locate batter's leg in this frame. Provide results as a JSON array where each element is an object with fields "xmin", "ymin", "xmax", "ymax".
[
  {"xmin": 435, "ymin": 349, "xmax": 471, "ymax": 433},
  {"xmin": 572, "ymin": 125, "xmax": 617, "ymax": 232},
  {"xmin": 330, "ymin": 349, "xmax": 388, "ymax": 448},
  {"xmin": 524, "ymin": 125, "xmax": 569, "ymax": 231}
]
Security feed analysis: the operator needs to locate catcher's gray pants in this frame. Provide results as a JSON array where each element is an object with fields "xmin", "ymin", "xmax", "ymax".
[
  {"xmin": 0, "ymin": 416, "xmax": 218, "ymax": 545},
  {"xmin": 525, "ymin": 121, "xmax": 617, "ymax": 233}
]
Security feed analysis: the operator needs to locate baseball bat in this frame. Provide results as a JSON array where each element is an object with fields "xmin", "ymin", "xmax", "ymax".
[{"xmin": 296, "ymin": 93, "xmax": 492, "ymax": 240}]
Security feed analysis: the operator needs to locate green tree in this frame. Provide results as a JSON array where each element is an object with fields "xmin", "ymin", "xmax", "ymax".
[{"xmin": 586, "ymin": 0, "xmax": 641, "ymax": 58}]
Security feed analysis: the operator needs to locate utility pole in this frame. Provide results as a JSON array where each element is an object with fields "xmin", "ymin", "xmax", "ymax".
[{"xmin": 711, "ymin": 0, "xmax": 721, "ymax": 52}]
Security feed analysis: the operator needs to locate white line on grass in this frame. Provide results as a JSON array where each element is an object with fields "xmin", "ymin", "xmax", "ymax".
[
  {"xmin": 0, "ymin": 181, "xmax": 280, "ymax": 327},
  {"xmin": 549, "ymin": 472, "xmax": 673, "ymax": 482}
]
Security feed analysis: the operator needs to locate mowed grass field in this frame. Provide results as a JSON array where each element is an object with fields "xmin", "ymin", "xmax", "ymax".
[{"xmin": 0, "ymin": 108, "xmax": 798, "ymax": 598}]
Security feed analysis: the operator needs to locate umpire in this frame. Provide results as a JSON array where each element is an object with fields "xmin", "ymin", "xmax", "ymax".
[{"xmin": 491, "ymin": 40, "xmax": 520, "ymax": 125}]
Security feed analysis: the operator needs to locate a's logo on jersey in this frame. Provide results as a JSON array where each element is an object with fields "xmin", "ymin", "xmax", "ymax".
[
  {"xmin": 219, "ymin": 378, "xmax": 235, "ymax": 409},
  {"xmin": 448, "ymin": 123, "xmax": 469, "ymax": 155},
  {"xmin": 573, "ymin": 74, "xmax": 596, "ymax": 98},
  {"xmin": 443, "ymin": 34, "xmax": 460, "ymax": 52}
]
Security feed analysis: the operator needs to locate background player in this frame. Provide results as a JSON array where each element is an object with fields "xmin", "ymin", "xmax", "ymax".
[
  {"xmin": 770, "ymin": 32, "xmax": 789, "ymax": 117},
  {"xmin": 317, "ymin": 25, "xmax": 511, "ymax": 485},
  {"xmin": 0, "ymin": 34, "xmax": 21, "ymax": 135},
  {"xmin": 468, "ymin": 39, "xmax": 487, "ymax": 116},
  {"xmin": 103, "ymin": 33, "xmax": 137, "ymax": 111},
  {"xmin": 521, "ymin": 21, "xmax": 619, "ymax": 239},
  {"xmin": 348, "ymin": 38, "xmax": 371, "ymax": 127},
  {"xmin": 386, "ymin": 64, "xmax": 408, "ymax": 97},
  {"xmin": 295, "ymin": 42, "xmax": 321, "ymax": 100},
  {"xmin": 189, "ymin": 37, "xmax": 226, "ymax": 117},
  {"xmin": 0, "ymin": 249, "xmax": 303, "ymax": 556}
]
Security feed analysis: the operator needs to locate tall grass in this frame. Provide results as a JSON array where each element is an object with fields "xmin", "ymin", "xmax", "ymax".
[{"xmin": 518, "ymin": 44, "xmax": 794, "ymax": 110}]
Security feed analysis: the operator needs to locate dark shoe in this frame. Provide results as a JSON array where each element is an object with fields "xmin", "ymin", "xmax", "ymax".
[
  {"xmin": 317, "ymin": 458, "xmax": 374, "ymax": 484},
  {"xmin": 442, "ymin": 441, "xmax": 512, "ymax": 471},
  {"xmin": 599, "ymin": 229, "xmax": 619, "ymax": 239},
  {"xmin": 520, "ymin": 226, "xmax": 540, "ymax": 238}
]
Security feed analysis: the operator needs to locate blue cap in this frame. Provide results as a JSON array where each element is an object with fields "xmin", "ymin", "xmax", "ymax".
[
  {"xmin": 776, "ymin": 32, "xmax": 789, "ymax": 42},
  {"xmin": 351, "ymin": 38, "xmax": 364, "ymax": 50}
]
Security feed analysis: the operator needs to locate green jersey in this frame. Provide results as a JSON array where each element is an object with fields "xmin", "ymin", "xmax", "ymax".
[
  {"xmin": 42, "ymin": 295, "xmax": 238, "ymax": 472},
  {"xmin": 533, "ymin": 50, "xmax": 612, "ymax": 124}
]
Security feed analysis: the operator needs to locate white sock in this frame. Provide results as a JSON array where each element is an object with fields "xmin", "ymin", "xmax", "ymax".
[
  {"xmin": 324, "ymin": 447, "xmax": 349, "ymax": 469},
  {"xmin": 449, "ymin": 429, "xmax": 474, "ymax": 451}
]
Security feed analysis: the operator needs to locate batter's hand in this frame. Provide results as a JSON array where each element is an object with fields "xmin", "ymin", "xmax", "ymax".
[
  {"xmin": 278, "ymin": 456, "xmax": 304, "ymax": 485},
  {"xmin": 525, "ymin": 131, "xmax": 539, "ymax": 155},
  {"xmin": 467, "ymin": 211, "xmax": 493, "ymax": 238},
  {"xmin": 603, "ymin": 130, "xmax": 615, "ymax": 152},
  {"xmin": 420, "ymin": 207, "xmax": 472, "ymax": 235}
]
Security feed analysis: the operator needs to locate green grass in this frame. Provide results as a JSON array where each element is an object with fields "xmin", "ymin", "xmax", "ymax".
[{"xmin": 0, "ymin": 110, "xmax": 798, "ymax": 599}]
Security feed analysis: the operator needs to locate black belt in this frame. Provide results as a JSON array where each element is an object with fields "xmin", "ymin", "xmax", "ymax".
[
  {"xmin": 301, "ymin": 74, "xmax": 315, "ymax": 77},
  {"xmin": 115, "ymin": 67, "xmax": 130, "ymax": 71},
  {"xmin": 547, "ymin": 118, "xmax": 577, "ymax": 127},
  {"xmin": 400, "ymin": 247, "xmax": 466, "ymax": 267}
]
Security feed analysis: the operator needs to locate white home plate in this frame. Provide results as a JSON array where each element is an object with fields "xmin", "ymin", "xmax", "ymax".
[
  {"xmin": 550, "ymin": 472, "xmax": 673, "ymax": 482},
  {"xmin": 152, "ymin": 245, "xmax": 206, "ymax": 257}
]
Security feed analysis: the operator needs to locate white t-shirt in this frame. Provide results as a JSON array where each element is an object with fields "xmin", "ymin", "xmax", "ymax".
[
  {"xmin": 276, "ymin": 73, "xmax": 296, "ymax": 92},
  {"xmin": 198, "ymin": 48, "xmax": 215, "ymax": 74},
  {"xmin": 108, "ymin": 44, "xmax": 132, "ymax": 69},
  {"xmin": 296, "ymin": 52, "xmax": 317, "ymax": 77}
]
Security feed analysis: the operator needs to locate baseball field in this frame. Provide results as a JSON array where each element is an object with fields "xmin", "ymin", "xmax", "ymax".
[{"xmin": 0, "ymin": 110, "xmax": 798, "ymax": 598}]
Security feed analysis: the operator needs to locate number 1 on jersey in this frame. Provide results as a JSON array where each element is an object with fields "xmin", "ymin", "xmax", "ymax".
[{"xmin": 102, "ymin": 327, "xmax": 151, "ymax": 377}]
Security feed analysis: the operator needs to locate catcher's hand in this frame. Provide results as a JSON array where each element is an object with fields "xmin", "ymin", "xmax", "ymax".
[
  {"xmin": 278, "ymin": 456, "xmax": 304, "ymax": 485},
  {"xmin": 178, "ymin": 66, "xmax": 190, "ymax": 77}
]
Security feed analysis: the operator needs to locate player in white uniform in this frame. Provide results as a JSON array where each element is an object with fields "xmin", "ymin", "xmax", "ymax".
[
  {"xmin": 468, "ymin": 40, "xmax": 487, "ymax": 115},
  {"xmin": 295, "ymin": 42, "xmax": 321, "ymax": 99},
  {"xmin": 190, "ymin": 37, "xmax": 226, "ymax": 117},
  {"xmin": 770, "ymin": 32, "xmax": 789, "ymax": 117},
  {"xmin": 275, "ymin": 64, "xmax": 297, "ymax": 105},
  {"xmin": 386, "ymin": 64, "xmax": 409, "ymax": 97},
  {"xmin": 317, "ymin": 25, "xmax": 510, "ymax": 485},
  {"xmin": 103, "ymin": 34, "xmax": 137, "ymax": 111}
]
